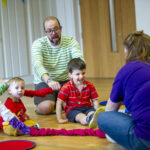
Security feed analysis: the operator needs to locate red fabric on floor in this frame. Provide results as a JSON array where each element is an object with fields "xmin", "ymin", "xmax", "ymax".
[{"xmin": 0, "ymin": 140, "xmax": 36, "ymax": 150}]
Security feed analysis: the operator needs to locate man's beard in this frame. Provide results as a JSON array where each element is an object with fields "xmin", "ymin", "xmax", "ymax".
[{"xmin": 50, "ymin": 35, "xmax": 61, "ymax": 46}]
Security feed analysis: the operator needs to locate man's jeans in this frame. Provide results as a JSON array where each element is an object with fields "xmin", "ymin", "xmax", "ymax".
[{"xmin": 97, "ymin": 111, "xmax": 150, "ymax": 150}]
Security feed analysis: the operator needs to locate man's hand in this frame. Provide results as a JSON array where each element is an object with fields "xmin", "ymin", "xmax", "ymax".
[
  {"xmin": 42, "ymin": 74, "xmax": 61, "ymax": 90},
  {"xmin": 48, "ymin": 80, "xmax": 61, "ymax": 91}
]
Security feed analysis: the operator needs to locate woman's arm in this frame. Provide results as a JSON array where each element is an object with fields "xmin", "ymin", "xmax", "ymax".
[{"xmin": 105, "ymin": 98, "xmax": 122, "ymax": 111}]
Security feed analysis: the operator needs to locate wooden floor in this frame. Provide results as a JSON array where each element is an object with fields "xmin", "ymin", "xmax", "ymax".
[{"xmin": 0, "ymin": 78, "xmax": 125, "ymax": 150}]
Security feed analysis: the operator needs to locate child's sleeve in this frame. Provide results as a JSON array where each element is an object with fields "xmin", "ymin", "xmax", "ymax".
[
  {"xmin": 24, "ymin": 87, "xmax": 53, "ymax": 97},
  {"xmin": 57, "ymin": 86, "xmax": 68, "ymax": 102},
  {"xmin": 90, "ymin": 84, "xmax": 99, "ymax": 100}
]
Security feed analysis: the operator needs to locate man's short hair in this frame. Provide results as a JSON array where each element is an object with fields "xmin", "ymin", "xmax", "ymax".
[{"xmin": 43, "ymin": 16, "xmax": 61, "ymax": 30}]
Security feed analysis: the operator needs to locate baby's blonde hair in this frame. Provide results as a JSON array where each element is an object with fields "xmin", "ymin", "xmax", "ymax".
[{"xmin": 8, "ymin": 77, "xmax": 24, "ymax": 87}]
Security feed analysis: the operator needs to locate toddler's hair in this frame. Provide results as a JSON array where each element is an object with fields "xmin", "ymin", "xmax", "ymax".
[
  {"xmin": 8, "ymin": 77, "xmax": 24, "ymax": 86},
  {"xmin": 68, "ymin": 58, "xmax": 86, "ymax": 73}
]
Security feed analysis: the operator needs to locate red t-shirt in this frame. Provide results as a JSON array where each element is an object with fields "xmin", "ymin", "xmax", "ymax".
[
  {"xmin": 58, "ymin": 79, "xmax": 99, "ymax": 115},
  {"xmin": 0, "ymin": 98, "xmax": 26, "ymax": 129},
  {"xmin": 2, "ymin": 98, "xmax": 26, "ymax": 122}
]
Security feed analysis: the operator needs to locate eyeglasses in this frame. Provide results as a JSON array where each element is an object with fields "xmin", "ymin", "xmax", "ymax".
[{"xmin": 45, "ymin": 27, "xmax": 60, "ymax": 34}]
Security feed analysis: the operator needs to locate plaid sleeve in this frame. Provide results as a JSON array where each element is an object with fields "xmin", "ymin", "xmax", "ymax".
[
  {"xmin": 89, "ymin": 84, "xmax": 99, "ymax": 100},
  {"xmin": 57, "ymin": 85, "xmax": 69, "ymax": 102}
]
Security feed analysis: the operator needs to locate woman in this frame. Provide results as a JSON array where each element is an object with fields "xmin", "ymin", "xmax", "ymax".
[{"xmin": 98, "ymin": 31, "xmax": 150, "ymax": 150}]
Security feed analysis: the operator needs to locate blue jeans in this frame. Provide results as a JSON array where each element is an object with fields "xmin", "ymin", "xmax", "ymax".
[{"xmin": 97, "ymin": 111, "xmax": 150, "ymax": 150}]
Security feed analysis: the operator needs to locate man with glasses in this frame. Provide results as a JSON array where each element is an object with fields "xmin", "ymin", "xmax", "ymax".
[{"xmin": 32, "ymin": 16, "xmax": 84, "ymax": 115}]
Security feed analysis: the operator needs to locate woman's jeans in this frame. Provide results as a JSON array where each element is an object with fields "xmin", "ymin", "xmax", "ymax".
[{"xmin": 97, "ymin": 111, "xmax": 150, "ymax": 150}]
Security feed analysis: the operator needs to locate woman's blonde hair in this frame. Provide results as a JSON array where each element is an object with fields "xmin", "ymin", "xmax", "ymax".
[{"xmin": 123, "ymin": 31, "xmax": 150, "ymax": 63}]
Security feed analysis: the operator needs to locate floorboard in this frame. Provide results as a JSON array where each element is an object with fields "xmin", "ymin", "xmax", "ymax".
[{"xmin": 0, "ymin": 78, "xmax": 125, "ymax": 150}]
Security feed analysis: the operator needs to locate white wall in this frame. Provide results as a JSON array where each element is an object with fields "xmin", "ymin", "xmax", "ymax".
[
  {"xmin": 135, "ymin": 0, "xmax": 150, "ymax": 36},
  {"xmin": 0, "ymin": 0, "xmax": 82, "ymax": 84},
  {"xmin": 0, "ymin": 0, "xmax": 30, "ymax": 82},
  {"xmin": 0, "ymin": 0, "xmax": 150, "ymax": 84}
]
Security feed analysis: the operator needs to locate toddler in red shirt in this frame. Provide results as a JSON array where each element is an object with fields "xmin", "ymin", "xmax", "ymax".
[
  {"xmin": 56, "ymin": 58, "xmax": 102, "ymax": 127},
  {"xmin": 0, "ymin": 77, "xmax": 53, "ymax": 136}
]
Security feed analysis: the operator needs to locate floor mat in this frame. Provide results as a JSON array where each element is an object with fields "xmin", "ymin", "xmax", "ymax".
[{"xmin": 0, "ymin": 140, "xmax": 36, "ymax": 150}]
